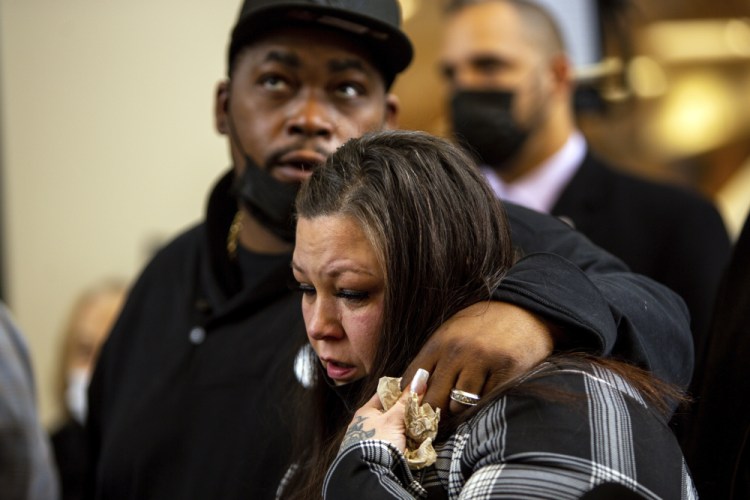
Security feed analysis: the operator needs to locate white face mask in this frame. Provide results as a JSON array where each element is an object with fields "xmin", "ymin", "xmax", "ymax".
[{"xmin": 65, "ymin": 368, "xmax": 91, "ymax": 424}]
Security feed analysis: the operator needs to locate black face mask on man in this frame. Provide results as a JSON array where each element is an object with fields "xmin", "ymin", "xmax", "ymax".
[
  {"xmin": 225, "ymin": 96, "xmax": 299, "ymax": 243},
  {"xmin": 450, "ymin": 89, "xmax": 530, "ymax": 169},
  {"xmin": 232, "ymin": 155, "xmax": 299, "ymax": 242}
]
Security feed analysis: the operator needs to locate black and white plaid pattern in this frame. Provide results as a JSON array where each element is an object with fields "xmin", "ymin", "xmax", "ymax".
[{"xmin": 324, "ymin": 362, "xmax": 697, "ymax": 499}]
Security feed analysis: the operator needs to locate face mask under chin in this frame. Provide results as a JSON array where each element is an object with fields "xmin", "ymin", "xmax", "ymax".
[
  {"xmin": 450, "ymin": 89, "xmax": 531, "ymax": 170},
  {"xmin": 233, "ymin": 155, "xmax": 300, "ymax": 243}
]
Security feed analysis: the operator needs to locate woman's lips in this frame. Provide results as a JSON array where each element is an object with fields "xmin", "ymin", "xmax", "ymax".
[{"xmin": 323, "ymin": 359, "xmax": 357, "ymax": 383}]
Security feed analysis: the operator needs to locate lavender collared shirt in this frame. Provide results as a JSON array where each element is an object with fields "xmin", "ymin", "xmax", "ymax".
[{"xmin": 481, "ymin": 131, "xmax": 587, "ymax": 214}]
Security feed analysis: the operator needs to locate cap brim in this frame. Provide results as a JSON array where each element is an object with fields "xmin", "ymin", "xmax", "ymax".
[{"xmin": 230, "ymin": 4, "xmax": 413, "ymax": 79}]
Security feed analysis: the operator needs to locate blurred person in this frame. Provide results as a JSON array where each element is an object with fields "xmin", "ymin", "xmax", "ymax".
[
  {"xmin": 50, "ymin": 280, "xmax": 127, "ymax": 500},
  {"xmin": 440, "ymin": 0, "xmax": 731, "ymax": 365},
  {"xmin": 682, "ymin": 213, "xmax": 750, "ymax": 499},
  {"xmin": 87, "ymin": 1, "xmax": 692, "ymax": 499},
  {"xmin": 285, "ymin": 130, "xmax": 694, "ymax": 499},
  {"xmin": 0, "ymin": 301, "xmax": 60, "ymax": 500}
]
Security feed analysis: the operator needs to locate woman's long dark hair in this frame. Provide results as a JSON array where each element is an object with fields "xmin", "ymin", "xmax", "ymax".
[{"xmin": 284, "ymin": 130, "xmax": 515, "ymax": 498}]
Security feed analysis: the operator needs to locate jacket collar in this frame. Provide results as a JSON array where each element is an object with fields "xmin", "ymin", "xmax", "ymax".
[{"xmin": 552, "ymin": 152, "xmax": 614, "ymax": 217}]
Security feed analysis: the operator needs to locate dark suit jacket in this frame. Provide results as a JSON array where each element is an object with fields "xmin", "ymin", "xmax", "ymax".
[
  {"xmin": 551, "ymin": 152, "xmax": 731, "ymax": 365},
  {"xmin": 683, "ymin": 215, "xmax": 750, "ymax": 499}
]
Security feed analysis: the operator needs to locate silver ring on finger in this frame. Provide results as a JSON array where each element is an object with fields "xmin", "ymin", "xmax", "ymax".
[{"xmin": 449, "ymin": 388, "xmax": 480, "ymax": 407}]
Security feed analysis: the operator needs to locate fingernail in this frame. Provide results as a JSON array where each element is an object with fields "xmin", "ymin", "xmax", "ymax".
[{"xmin": 410, "ymin": 368, "xmax": 430, "ymax": 395}]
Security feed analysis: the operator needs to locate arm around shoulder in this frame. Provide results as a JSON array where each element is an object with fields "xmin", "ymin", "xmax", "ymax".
[{"xmin": 499, "ymin": 203, "xmax": 693, "ymax": 388}]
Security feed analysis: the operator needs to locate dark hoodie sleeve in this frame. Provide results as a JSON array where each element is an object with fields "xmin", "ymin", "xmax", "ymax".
[{"xmin": 496, "ymin": 203, "xmax": 692, "ymax": 389}]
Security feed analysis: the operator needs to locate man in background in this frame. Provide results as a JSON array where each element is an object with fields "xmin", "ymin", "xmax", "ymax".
[{"xmin": 440, "ymin": 0, "xmax": 731, "ymax": 360}]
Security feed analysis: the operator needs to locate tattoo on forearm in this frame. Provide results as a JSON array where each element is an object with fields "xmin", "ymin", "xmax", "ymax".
[{"xmin": 340, "ymin": 416, "xmax": 376, "ymax": 449}]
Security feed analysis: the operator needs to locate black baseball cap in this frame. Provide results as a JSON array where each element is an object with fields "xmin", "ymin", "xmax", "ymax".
[{"xmin": 228, "ymin": 0, "xmax": 414, "ymax": 87}]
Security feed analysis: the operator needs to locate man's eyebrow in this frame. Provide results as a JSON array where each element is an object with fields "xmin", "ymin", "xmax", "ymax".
[
  {"xmin": 264, "ymin": 50, "xmax": 301, "ymax": 68},
  {"xmin": 470, "ymin": 53, "xmax": 507, "ymax": 66},
  {"xmin": 328, "ymin": 58, "xmax": 368, "ymax": 73}
]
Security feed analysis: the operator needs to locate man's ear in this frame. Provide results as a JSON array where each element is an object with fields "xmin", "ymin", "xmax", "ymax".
[
  {"xmin": 383, "ymin": 93, "xmax": 400, "ymax": 130},
  {"xmin": 550, "ymin": 54, "xmax": 573, "ymax": 94},
  {"xmin": 215, "ymin": 80, "xmax": 230, "ymax": 135}
]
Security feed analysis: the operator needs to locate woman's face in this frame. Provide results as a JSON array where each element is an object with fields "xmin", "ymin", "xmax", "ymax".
[{"xmin": 293, "ymin": 214, "xmax": 385, "ymax": 385}]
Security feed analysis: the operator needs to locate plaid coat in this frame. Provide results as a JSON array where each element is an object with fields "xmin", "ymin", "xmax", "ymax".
[{"xmin": 324, "ymin": 361, "xmax": 696, "ymax": 499}]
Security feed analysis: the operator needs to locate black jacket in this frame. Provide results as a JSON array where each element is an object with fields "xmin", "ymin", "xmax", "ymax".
[
  {"xmin": 553, "ymin": 153, "xmax": 731, "ymax": 356},
  {"xmin": 87, "ymin": 169, "xmax": 691, "ymax": 500},
  {"xmin": 51, "ymin": 420, "xmax": 87, "ymax": 500},
  {"xmin": 683, "ymin": 215, "xmax": 750, "ymax": 499}
]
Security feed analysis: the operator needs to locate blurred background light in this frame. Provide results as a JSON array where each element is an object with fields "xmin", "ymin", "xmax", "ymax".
[
  {"xmin": 628, "ymin": 56, "xmax": 669, "ymax": 98},
  {"xmin": 725, "ymin": 18, "xmax": 750, "ymax": 56},
  {"xmin": 646, "ymin": 18, "xmax": 750, "ymax": 62},
  {"xmin": 647, "ymin": 72, "xmax": 740, "ymax": 156},
  {"xmin": 398, "ymin": 0, "xmax": 421, "ymax": 22}
]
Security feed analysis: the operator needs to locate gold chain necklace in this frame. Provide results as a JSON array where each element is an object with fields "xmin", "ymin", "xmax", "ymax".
[{"xmin": 226, "ymin": 210, "xmax": 244, "ymax": 260}]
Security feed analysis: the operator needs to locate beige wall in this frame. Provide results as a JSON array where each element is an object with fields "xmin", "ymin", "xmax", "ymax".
[{"xmin": 0, "ymin": 0, "xmax": 240, "ymax": 426}]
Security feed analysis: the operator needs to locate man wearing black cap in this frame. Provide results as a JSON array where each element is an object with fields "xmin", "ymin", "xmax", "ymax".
[{"xmin": 86, "ymin": 1, "xmax": 691, "ymax": 499}]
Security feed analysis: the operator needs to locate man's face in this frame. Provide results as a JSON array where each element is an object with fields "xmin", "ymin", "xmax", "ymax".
[
  {"xmin": 439, "ymin": 2, "xmax": 551, "ymax": 125},
  {"xmin": 216, "ymin": 26, "xmax": 399, "ymax": 184}
]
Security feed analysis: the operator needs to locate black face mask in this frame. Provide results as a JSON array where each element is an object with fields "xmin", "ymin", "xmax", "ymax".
[
  {"xmin": 450, "ymin": 89, "xmax": 530, "ymax": 169},
  {"xmin": 232, "ymin": 155, "xmax": 299, "ymax": 243},
  {"xmin": 225, "ymin": 91, "xmax": 299, "ymax": 243}
]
